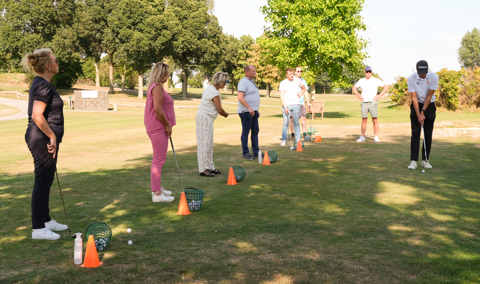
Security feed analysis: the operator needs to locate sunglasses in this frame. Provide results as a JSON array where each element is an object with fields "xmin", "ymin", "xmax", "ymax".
[
  {"xmin": 296, "ymin": 70, "xmax": 302, "ymax": 73},
  {"xmin": 365, "ymin": 70, "xmax": 372, "ymax": 73}
]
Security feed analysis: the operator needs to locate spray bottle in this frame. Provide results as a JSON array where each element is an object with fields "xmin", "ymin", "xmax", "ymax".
[
  {"xmin": 258, "ymin": 150, "xmax": 262, "ymax": 163},
  {"xmin": 74, "ymin": 233, "xmax": 83, "ymax": 265}
]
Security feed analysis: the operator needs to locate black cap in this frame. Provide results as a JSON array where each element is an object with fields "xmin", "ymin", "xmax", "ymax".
[{"xmin": 416, "ymin": 60, "xmax": 428, "ymax": 75}]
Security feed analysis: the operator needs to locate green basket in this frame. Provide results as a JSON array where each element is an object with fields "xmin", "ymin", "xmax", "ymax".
[
  {"xmin": 232, "ymin": 166, "xmax": 246, "ymax": 182},
  {"xmin": 85, "ymin": 222, "xmax": 112, "ymax": 251},
  {"xmin": 267, "ymin": 151, "xmax": 279, "ymax": 163},
  {"xmin": 307, "ymin": 127, "xmax": 316, "ymax": 135},
  {"xmin": 185, "ymin": 188, "xmax": 204, "ymax": 211},
  {"xmin": 294, "ymin": 140, "xmax": 305, "ymax": 150}
]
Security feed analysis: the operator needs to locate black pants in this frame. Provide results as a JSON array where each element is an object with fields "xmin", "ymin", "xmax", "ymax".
[
  {"xmin": 25, "ymin": 124, "xmax": 60, "ymax": 229},
  {"xmin": 238, "ymin": 111, "xmax": 260, "ymax": 155},
  {"xmin": 410, "ymin": 102, "xmax": 436, "ymax": 161}
]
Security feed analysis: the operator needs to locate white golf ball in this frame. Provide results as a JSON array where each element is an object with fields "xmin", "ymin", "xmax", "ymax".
[
  {"xmin": 127, "ymin": 228, "xmax": 132, "ymax": 233},
  {"xmin": 290, "ymin": 146, "xmax": 294, "ymax": 150},
  {"xmin": 128, "ymin": 240, "xmax": 133, "ymax": 245},
  {"xmin": 422, "ymin": 170, "xmax": 425, "ymax": 173}
]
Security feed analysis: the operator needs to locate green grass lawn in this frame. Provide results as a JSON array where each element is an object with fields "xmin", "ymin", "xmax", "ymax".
[
  {"xmin": 1, "ymin": 90, "xmax": 480, "ymax": 283},
  {"xmin": 0, "ymin": 103, "xmax": 21, "ymax": 117}
]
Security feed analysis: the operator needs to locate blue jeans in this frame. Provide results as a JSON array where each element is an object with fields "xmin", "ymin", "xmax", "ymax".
[
  {"xmin": 238, "ymin": 111, "xmax": 260, "ymax": 155},
  {"xmin": 282, "ymin": 105, "xmax": 301, "ymax": 141}
]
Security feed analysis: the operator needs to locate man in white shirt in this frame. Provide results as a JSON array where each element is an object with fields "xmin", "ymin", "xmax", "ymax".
[
  {"xmin": 406, "ymin": 60, "xmax": 439, "ymax": 170},
  {"xmin": 352, "ymin": 66, "xmax": 389, "ymax": 142},
  {"xmin": 279, "ymin": 68, "xmax": 306, "ymax": 145},
  {"xmin": 288, "ymin": 67, "xmax": 311, "ymax": 139}
]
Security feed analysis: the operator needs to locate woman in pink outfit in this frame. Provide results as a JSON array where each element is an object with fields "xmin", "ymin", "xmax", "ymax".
[{"xmin": 144, "ymin": 62, "xmax": 176, "ymax": 203}]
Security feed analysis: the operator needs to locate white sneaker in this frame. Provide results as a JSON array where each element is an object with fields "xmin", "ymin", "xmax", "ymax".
[
  {"xmin": 161, "ymin": 187, "xmax": 172, "ymax": 196},
  {"xmin": 45, "ymin": 220, "xmax": 68, "ymax": 231},
  {"xmin": 152, "ymin": 192, "xmax": 175, "ymax": 202},
  {"xmin": 408, "ymin": 160, "xmax": 417, "ymax": 170},
  {"xmin": 356, "ymin": 136, "xmax": 365, "ymax": 142},
  {"xmin": 280, "ymin": 140, "xmax": 286, "ymax": 146},
  {"xmin": 374, "ymin": 136, "xmax": 380, "ymax": 143},
  {"xmin": 421, "ymin": 160, "xmax": 432, "ymax": 169},
  {"xmin": 32, "ymin": 228, "xmax": 61, "ymax": 240}
]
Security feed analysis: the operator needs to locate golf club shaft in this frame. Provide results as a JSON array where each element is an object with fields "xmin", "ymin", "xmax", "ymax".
[
  {"xmin": 55, "ymin": 170, "xmax": 75, "ymax": 238},
  {"xmin": 250, "ymin": 116, "xmax": 253, "ymax": 160},
  {"xmin": 422, "ymin": 124, "xmax": 428, "ymax": 162},
  {"xmin": 169, "ymin": 137, "xmax": 185, "ymax": 192}
]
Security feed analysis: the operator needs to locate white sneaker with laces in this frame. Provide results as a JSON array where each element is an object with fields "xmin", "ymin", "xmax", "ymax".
[
  {"xmin": 421, "ymin": 160, "xmax": 432, "ymax": 169},
  {"xmin": 356, "ymin": 136, "xmax": 365, "ymax": 142},
  {"xmin": 152, "ymin": 192, "xmax": 175, "ymax": 202},
  {"xmin": 374, "ymin": 136, "xmax": 380, "ymax": 143},
  {"xmin": 161, "ymin": 187, "xmax": 172, "ymax": 196},
  {"xmin": 280, "ymin": 140, "xmax": 286, "ymax": 146},
  {"xmin": 408, "ymin": 160, "xmax": 417, "ymax": 170},
  {"xmin": 45, "ymin": 220, "xmax": 68, "ymax": 231},
  {"xmin": 32, "ymin": 228, "xmax": 61, "ymax": 240}
]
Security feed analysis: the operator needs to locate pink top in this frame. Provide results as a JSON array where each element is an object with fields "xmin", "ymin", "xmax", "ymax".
[{"xmin": 144, "ymin": 83, "xmax": 176, "ymax": 133}]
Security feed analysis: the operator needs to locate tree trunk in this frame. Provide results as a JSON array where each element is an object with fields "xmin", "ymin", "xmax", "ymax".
[
  {"xmin": 310, "ymin": 83, "xmax": 315, "ymax": 101},
  {"xmin": 182, "ymin": 68, "xmax": 187, "ymax": 99},
  {"xmin": 108, "ymin": 54, "xmax": 114, "ymax": 93},
  {"xmin": 266, "ymin": 82, "xmax": 270, "ymax": 98},
  {"xmin": 94, "ymin": 61, "xmax": 100, "ymax": 88},
  {"xmin": 122, "ymin": 63, "xmax": 126, "ymax": 91},
  {"xmin": 138, "ymin": 71, "xmax": 144, "ymax": 98}
]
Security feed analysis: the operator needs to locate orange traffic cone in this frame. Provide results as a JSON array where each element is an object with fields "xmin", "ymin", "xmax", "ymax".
[
  {"xmin": 296, "ymin": 141, "xmax": 303, "ymax": 152},
  {"xmin": 262, "ymin": 151, "xmax": 271, "ymax": 165},
  {"xmin": 177, "ymin": 192, "xmax": 192, "ymax": 215},
  {"xmin": 227, "ymin": 167, "xmax": 237, "ymax": 185},
  {"xmin": 82, "ymin": 235, "xmax": 102, "ymax": 268},
  {"xmin": 315, "ymin": 135, "xmax": 322, "ymax": 142}
]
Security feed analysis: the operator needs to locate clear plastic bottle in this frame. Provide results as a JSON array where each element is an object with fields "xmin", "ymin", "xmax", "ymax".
[
  {"xmin": 258, "ymin": 150, "xmax": 262, "ymax": 163},
  {"xmin": 74, "ymin": 233, "xmax": 83, "ymax": 265}
]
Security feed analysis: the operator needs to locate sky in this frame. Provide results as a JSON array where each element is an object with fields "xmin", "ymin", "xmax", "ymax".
[{"xmin": 214, "ymin": 0, "xmax": 480, "ymax": 85}]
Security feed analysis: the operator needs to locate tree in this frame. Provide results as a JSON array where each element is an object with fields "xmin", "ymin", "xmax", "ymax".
[
  {"xmin": 216, "ymin": 34, "xmax": 241, "ymax": 94},
  {"xmin": 0, "ymin": 0, "xmax": 82, "ymax": 88},
  {"xmin": 259, "ymin": 0, "xmax": 368, "ymax": 89},
  {"xmin": 458, "ymin": 28, "xmax": 480, "ymax": 68},
  {"xmin": 168, "ymin": 0, "xmax": 223, "ymax": 99},
  {"xmin": 109, "ymin": 0, "xmax": 171, "ymax": 98},
  {"xmin": 247, "ymin": 42, "xmax": 281, "ymax": 97}
]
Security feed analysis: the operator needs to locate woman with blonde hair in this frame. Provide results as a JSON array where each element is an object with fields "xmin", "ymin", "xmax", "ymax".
[
  {"xmin": 144, "ymin": 62, "xmax": 176, "ymax": 202},
  {"xmin": 196, "ymin": 71, "xmax": 229, "ymax": 177},
  {"xmin": 23, "ymin": 48, "xmax": 68, "ymax": 240}
]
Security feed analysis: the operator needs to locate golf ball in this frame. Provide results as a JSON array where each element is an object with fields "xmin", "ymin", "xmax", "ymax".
[
  {"xmin": 422, "ymin": 170, "xmax": 425, "ymax": 173},
  {"xmin": 290, "ymin": 146, "xmax": 294, "ymax": 150},
  {"xmin": 127, "ymin": 228, "xmax": 131, "ymax": 233},
  {"xmin": 128, "ymin": 240, "xmax": 133, "ymax": 245}
]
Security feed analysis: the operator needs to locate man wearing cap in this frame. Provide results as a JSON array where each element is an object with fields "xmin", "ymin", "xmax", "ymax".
[
  {"xmin": 352, "ymin": 66, "xmax": 389, "ymax": 142},
  {"xmin": 407, "ymin": 60, "xmax": 439, "ymax": 170},
  {"xmin": 237, "ymin": 65, "xmax": 261, "ymax": 160}
]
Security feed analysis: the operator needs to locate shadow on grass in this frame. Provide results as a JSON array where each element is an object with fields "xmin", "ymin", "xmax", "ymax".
[{"xmin": 1, "ymin": 137, "xmax": 479, "ymax": 283}]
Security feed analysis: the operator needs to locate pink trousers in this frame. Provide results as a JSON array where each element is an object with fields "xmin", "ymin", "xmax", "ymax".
[{"xmin": 147, "ymin": 130, "xmax": 168, "ymax": 192}]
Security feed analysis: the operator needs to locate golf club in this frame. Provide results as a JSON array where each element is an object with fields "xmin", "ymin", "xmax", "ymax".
[
  {"xmin": 422, "ymin": 124, "xmax": 428, "ymax": 163},
  {"xmin": 55, "ymin": 169, "xmax": 76, "ymax": 238},
  {"xmin": 169, "ymin": 137, "xmax": 185, "ymax": 193},
  {"xmin": 250, "ymin": 116, "xmax": 253, "ymax": 160}
]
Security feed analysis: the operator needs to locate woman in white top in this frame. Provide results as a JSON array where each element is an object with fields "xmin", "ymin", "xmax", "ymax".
[{"xmin": 196, "ymin": 72, "xmax": 229, "ymax": 177}]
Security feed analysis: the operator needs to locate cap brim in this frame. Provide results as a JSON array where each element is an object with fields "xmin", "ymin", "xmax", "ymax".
[
  {"xmin": 417, "ymin": 69, "xmax": 428, "ymax": 75},
  {"xmin": 225, "ymin": 80, "xmax": 231, "ymax": 83}
]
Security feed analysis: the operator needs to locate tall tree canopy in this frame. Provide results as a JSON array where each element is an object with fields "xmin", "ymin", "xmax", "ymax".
[
  {"xmin": 167, "ymin": 0, "xmax": 223, "ymax": 98},
  {"xmin": 458, "ymin": 28, "xmax": 480, "ymax": 68},
  {"xmin": 259, "ymin": 0, "xmax": 368, "ymax": 88}
]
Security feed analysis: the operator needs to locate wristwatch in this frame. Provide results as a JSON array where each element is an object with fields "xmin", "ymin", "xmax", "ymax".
[{"xmin": 421, "ymin": 109, "xmax": 425, "ymax": 112}]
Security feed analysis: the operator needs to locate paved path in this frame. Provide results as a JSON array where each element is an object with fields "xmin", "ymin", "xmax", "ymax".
[{"xmin": 0, "ymin": 97, "xmax": 28, "ymax": 121}]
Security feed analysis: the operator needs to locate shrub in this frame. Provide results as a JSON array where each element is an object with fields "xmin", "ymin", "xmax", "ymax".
[
  {"xmin": 459, "ymin": 67, "xmax": 480, "ymax": 108},
  {"xmin": 437, "ymin": 68, "xmax": 461, "ymax": 110},
  {"xmin": 390, "ymin": 76, "xmax": 410, "ymax": 105}
]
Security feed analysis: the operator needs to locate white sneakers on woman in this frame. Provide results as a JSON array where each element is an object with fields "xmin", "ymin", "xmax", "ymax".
[
  {"xmin": 32, "ymin": 228, "xmax": 61, "ymax": 240},
  {"xmin": 152, "ymin": 187, "xmax": 174, "ymax": 202},
  {"xmin": 45, "ymin": 220, "xmax": 68, "ymax": 231}
]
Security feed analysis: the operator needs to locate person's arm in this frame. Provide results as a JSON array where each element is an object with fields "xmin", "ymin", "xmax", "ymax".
[
  {"xmin": 280, "ymin": 90, "xmax": 289, "ymax": 114},
  {"xmin": 152, "ymin": 84, "xmax": 172, "ymax": 136},
  {"xmin": 32, "ymin": 101, "xmax": 57, "ymax": 158},
  {"xmin": 212, "ymin": 96, "xmax": 228, "ymax": 118},
  {"xmin": 353, "ymin": 86, "xmax": 363, "ymax": 101},
  {"xmin": 297, "ymin": 84, "xmax": 306, "ymax": 98},
  {"xmin": 422, "ymin": 89, "xmax": 436, "ymax": 111},
  {"xmin": 410, "ymin": 91, "xmax": 424, "ymax": 125},
  {"xmin": 374, "ymin": 84, "xmax": 390, "ymax": 101},
  {"xmin": 238, "ymin": 91, "xmax": 254, "ymax": 117}
]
